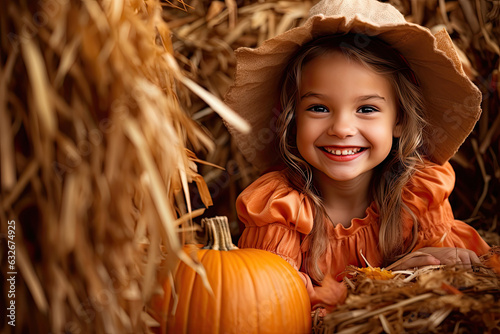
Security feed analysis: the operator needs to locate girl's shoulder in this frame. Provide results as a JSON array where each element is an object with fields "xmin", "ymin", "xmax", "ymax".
[
  {"xmin": 237, "ymin": 169, "xmax": 306, "ymax": 210},
  {"xmin": 236, "ymin": 170, "xmax": 292, "ymax": 202},
  {"xmin": 403, "ymin": 158, "xmax": 455, "ymax": 210},
  {"xmin": 236, "ymin": 170, "xmax": 314, "ymax": 232}
]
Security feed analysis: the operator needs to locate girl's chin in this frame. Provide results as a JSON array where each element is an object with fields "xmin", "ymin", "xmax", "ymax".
[
  {"xmin": 314, "ymin": 170, "xmax": 371, "ymax": 183},
  {"xmin": 314, "ymin": 166, "xmax": 373, "ymax": 183}
]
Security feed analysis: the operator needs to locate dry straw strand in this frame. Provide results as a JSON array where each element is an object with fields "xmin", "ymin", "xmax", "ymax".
[{"xmin": 0, "ymin": 0, "xmax": 239, "ymax": 332}]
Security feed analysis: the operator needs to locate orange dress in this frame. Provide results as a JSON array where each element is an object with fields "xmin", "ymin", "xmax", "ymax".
[{"xmin": 236, "ymin": 160, "xmax": 491, "ymax": 310}]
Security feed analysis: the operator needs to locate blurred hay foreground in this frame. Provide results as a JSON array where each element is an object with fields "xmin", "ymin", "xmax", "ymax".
[{"xmin": 0, "ymin": 0, "xmax": 251, "ymax": 332}]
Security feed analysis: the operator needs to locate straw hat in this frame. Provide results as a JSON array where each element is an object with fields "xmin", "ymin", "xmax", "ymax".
[{"xmin": 224, "ymin": 0, "xmax": 482, "ymax": 172}]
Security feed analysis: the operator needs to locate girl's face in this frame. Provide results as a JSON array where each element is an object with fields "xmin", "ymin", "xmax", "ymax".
[{"xmin": 295, "ymin": 51, "xmax": 401, "ymax": 184}]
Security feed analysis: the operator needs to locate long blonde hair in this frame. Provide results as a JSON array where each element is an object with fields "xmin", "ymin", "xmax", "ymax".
[{"xmin": 277, "ymin": 34, "xmax": 426, "ymax": 283}]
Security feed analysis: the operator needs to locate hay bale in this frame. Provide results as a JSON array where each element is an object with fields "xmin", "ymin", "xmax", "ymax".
[
  {"xmin": 315, "ymin": 249, "xmax": 500, "ymax": 333},
  {"xmin": 0, "ymin": 0, "xmax": 248, "ymax": 332}
]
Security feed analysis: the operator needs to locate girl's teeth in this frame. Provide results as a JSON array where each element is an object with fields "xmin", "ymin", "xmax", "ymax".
[{"xmin": 326, "ymin": 148, "xmax": 361, "ymax": 155}]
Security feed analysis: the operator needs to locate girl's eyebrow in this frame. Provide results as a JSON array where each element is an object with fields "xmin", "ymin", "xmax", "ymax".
[
  {"xmin": 357, "ymin": 94, "xmax": 386, "ymax": 102},
  {"xmin": 300, "ymin": 92, "xmax": 387, "ymax": 101},
  {"xmin": 300, "ymin": 91, "xmax": 324, "ymax": 100}
]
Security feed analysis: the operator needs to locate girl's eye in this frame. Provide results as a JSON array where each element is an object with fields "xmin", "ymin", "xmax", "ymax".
[
  {"xmin": 307, "ymin": 105, "xmax": 329, "ymax": 113},
  {"xmin": 357, "ymin": 106, "xmax": 379, "ymax": 114}
]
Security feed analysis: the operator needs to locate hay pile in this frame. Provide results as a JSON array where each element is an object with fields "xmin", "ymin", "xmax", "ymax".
[
  {"xmin": 0, "ymin": 0, "xmax": 247, "ymax": 332},
  {"xmin": 313, "ymin": 248, "xmax": 500, "ymax": 333}
]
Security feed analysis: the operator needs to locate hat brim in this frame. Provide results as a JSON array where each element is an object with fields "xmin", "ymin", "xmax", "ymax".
[{"xmin": 224, "ymin": 14, "xmax": 482, "ymax": 171}]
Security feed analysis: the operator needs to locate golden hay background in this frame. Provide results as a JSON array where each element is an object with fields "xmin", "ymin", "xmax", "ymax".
[{"xmin": 0, "ymin": 0, "xmax": 498, "ymax": 333}]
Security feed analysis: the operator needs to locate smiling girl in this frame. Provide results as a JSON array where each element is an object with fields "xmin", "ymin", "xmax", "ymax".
[{"xmin": 224, "ymin": 0, "xmax": 492, "ymax": 312}]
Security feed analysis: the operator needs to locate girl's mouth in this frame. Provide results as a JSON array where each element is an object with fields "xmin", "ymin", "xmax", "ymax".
[{"xmin": 321, "ymin": 147, "xmax": 366, "ymax": 156}]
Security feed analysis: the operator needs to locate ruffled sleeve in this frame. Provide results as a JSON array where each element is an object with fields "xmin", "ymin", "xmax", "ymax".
[
  {"xmin": 402, "ymin": 160, "xmax": 490, "ymax": 256},
  {"xmin": 236, "ymin": 171, "xmax": 314, "ymax": 269}
]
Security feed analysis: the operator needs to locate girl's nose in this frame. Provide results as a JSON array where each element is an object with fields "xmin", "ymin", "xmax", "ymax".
[{"xmin": 326, "ymin": 113, "xmax": 357, "ymax": 138}]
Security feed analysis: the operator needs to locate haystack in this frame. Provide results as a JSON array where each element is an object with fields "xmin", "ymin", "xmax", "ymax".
[{"xmin": 1, "ymin": 0, "xmax": 247, "ymax": 332}]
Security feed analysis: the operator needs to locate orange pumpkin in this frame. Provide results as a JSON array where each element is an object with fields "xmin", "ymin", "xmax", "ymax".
[{"xmin": 152, "ymin": 216, "xmax": 311, "ymax": 334}]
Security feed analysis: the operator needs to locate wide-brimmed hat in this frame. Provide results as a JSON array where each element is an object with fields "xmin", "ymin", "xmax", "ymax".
[{"xmin": 224, "ymin": 0, "xmax": 482, "ymax": 172}]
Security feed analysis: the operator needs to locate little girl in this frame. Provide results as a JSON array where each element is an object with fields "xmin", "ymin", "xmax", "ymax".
[{"xmin": 224, "ymin": 0, "xmax": 491, "ymax": 311}]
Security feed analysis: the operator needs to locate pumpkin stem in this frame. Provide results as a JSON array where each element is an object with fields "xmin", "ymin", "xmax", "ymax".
[{"xmin": 201, "ymin": 216, "xmax": 238, "ymax": 251}]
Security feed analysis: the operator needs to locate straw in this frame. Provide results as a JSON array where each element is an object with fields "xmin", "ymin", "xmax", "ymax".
[
  {"xmin": 317, "ymin": 258, "xmax": 500, "ymax": 333},
  {"xmin": 1, "ymin": 0, "xmax": 231, "ymax": 332}
]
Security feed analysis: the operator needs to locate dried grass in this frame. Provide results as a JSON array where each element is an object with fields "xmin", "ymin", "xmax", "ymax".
[
  {"xmin": 0, "ymin": 0, "xmax": 248, "ymax": 332},
  {"xmin": 313, "ymin": 249, "xmax": 500, "ymax": 333}
]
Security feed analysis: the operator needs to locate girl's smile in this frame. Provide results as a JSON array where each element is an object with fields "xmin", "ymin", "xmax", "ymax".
[
  {"xmin": 295, "ymin": 51, "xmax": 401, "ymax": 184},
  {"xmin": 321, "ymin": 146, "xmax": 366, "ymax": 161},
  {"xmin": 322, "ymin": 146, "xmax": 364, "ymax": 156}
]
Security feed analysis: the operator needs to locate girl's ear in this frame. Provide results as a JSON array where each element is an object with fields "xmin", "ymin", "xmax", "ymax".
[{"xmin": 393, "ymin": 123, "xmax": 402, "ymax": 138}]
